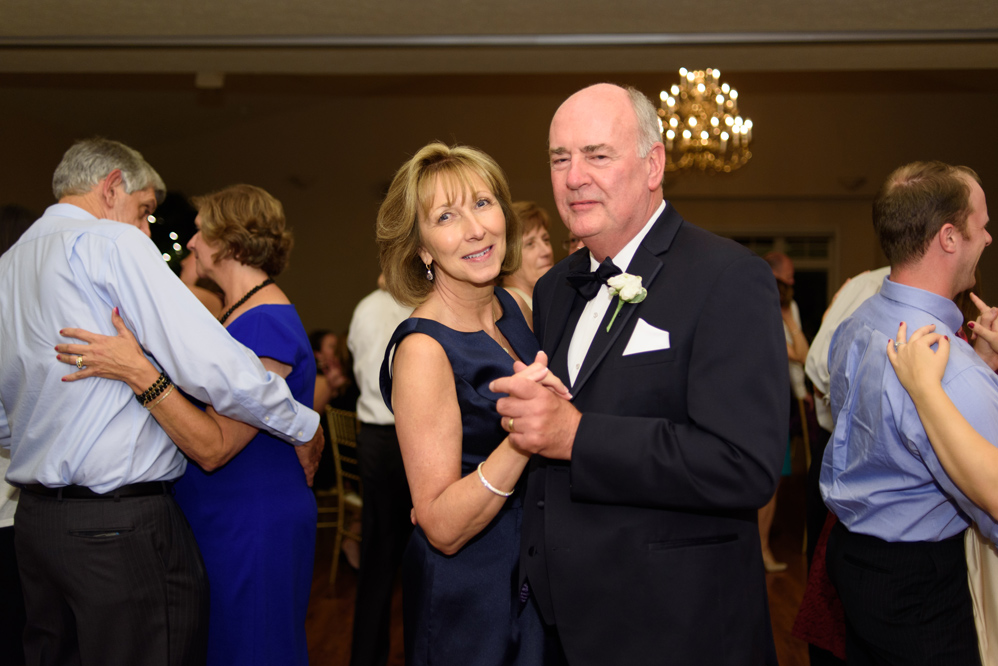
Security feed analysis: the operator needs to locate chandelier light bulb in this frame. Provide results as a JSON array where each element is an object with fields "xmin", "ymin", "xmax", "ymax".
[
  {"xmin": 697, "ymin": 83, "xmax": 706, "ymax": 94},
  {"xmin": 679, "ymin": 67, "xmax": 688, "ymax": 76}
]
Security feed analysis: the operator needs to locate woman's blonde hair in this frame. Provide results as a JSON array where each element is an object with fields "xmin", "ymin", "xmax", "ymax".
[
  {"xmin": 192, "ymin": 184, "xmax": 293, "ymax": 276},
  {"xmin": 378, "ymin": 142, "xmax": 521, "ymax": 306}
]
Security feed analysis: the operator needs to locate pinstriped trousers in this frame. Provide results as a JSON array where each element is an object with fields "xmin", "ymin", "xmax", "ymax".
[
  {"xmin": 15, "ymin": 491, "xmax": 209, "ymax": 666},
  {"xmin": 826, "ymin": 521, "xmax": 981, "ymax": 666}
]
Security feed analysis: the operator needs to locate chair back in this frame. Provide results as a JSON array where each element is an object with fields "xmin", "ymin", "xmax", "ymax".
[{"xmin": 317, "ymin": 407, "xmax": 363, "ymax": 584}]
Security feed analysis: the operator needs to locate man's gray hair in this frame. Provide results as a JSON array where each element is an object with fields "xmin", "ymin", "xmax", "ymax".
[
  {"xmin": 625, "ymin": 86, "xmax": 663, "ymax": 158},
  {"xmin": 52, "ymin": 138, "xmax": 166, "ymax": 203}
]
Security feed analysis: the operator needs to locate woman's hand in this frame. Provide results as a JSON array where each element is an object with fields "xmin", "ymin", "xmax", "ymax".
[
  {"xmin": 509, "ymin": 351, "xmax": 572, "ymax": 401},
  {"xmin": 887, "ymin": 322, "xmax": 949, "ymax": 401},
  {"xmin": 55, "ymin": 307, "xmax": 158, "ymax": 393},
  {"xmin": 968, "ymin": 293, "xmax": 998, "ymax": 370}
]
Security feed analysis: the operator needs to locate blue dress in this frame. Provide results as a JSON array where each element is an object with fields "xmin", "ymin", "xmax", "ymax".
[
  {"xmin": 381, "ymin": 287, "xmax": 548, "ymax": 666},
  {"xmin": 174, "ymin": 305, "xmax": 317, "ymax": 666}
]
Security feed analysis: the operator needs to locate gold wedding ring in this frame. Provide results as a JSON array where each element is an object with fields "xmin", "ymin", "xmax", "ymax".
[
  {"xmin": 76, "ymin": 355, "xmax": 84, "ymax": 369},
  {"xmin": 508, "ymin": 417, "xmax": 515, "ymax": 433}
]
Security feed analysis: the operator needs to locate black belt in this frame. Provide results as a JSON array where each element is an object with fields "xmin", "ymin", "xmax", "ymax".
[{"xmin": 21, "ymin": 481, "xmax": 174, "ymax": 500}]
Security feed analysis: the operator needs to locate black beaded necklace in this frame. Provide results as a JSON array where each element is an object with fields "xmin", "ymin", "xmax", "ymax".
[{"xmin": 218, "ymin": 278, "xmax": 274, "ymax": 325}]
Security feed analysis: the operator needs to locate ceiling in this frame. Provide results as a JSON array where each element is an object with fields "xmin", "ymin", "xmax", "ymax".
[{"xmin": 2, "ymin": 0, "xmax": 997, "ymax": 76}]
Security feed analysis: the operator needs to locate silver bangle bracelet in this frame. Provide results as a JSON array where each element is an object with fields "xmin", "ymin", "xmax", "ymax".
[{"xmin": 476, "ymin": 461, "xmax": 514, "ymax": 497}]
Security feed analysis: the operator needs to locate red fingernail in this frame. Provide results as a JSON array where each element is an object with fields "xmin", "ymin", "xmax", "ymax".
[
  {"xmin": 969, "ymin": 322, "xmax": 976, "ymax": 328},
  {"xmin": 945, "ymin": 336, "xmax": 950, "ymax": 340}
]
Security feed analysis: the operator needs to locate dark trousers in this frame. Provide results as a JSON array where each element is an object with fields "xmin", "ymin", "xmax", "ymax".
[
  {"xmin": 0, "ymin": 525, "xmax": 27, "ymax": 665},
  {"xmin": 15, "ymin": 491, "xmax": 209, "ymax": 666},
  {"xmin": 826, "ymin": 521, "xmax": 980, "ymax": 666},
  {"xmin": 349, "ymin": 424, "xmax": 413, "ymax": 666}
]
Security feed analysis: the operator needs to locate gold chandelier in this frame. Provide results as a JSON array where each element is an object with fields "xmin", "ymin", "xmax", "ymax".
[{"xmin": 658, "ymin": 68, "xmax": 753, "ymax": 173}]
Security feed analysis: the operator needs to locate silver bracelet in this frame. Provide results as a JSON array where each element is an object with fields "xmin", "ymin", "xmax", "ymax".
[{"xmin": 476, "ymin": 461, "xmax": 514, "ymax": 497}]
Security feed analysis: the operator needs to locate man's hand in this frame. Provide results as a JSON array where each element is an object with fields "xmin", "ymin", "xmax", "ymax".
[
  {"xmin": 490, "ymin": 352, "xmax": 580, "ymax": 460},
  {"xmin": 295, "ymin": 425, "xmax": 324, "ymax": 487}
]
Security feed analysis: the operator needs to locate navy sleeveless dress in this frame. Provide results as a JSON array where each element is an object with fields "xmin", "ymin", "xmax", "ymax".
[
  {"xmin": 381, "ymin": 287, "xmax": 547, "ymax": 666},
  {"xmin": 174, "ymin": 304, "xmax": 317, "ymax": 666}
]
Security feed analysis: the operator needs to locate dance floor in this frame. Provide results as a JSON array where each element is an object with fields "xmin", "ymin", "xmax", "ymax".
[{"xmin": 305, "ymin": 465, "xmax": 810, "ymax": 666}]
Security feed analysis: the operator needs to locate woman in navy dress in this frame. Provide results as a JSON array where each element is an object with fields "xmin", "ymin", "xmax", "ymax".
[
  {"xmin": 54, "ymin": 184, "xmax": 319, "ymax": 666},
  {"xmin": 376, "ymin": 143, "xmax": 569, "ymax": 665}
]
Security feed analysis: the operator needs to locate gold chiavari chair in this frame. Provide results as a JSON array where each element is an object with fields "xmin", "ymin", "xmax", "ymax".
[{"xmin": 317, "ymin": 407, "xmax": 363, "ymax": 584}]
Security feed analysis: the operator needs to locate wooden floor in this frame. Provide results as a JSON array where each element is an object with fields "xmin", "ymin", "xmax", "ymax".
[{"xmin": 305, "ymin": 464, "xmax": 811, "ymax": 666}]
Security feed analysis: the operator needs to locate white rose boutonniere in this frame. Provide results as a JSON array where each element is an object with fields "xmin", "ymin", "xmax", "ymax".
[{"xmin": 605, "ymin": 273, "xmax": 647, "ymax": 332}]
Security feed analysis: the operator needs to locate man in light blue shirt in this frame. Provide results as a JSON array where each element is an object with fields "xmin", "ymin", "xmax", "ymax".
[
  {"xmin": 0, "ymin": 138, "xmax": 322, "ymax": 666},
  {"xmin": 820, "ymin": 160, "xmax": 993, "ymax": 665}
]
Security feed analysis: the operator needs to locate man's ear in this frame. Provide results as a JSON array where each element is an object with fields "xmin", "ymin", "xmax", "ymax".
[
  {"xmin": 939, "ymin": 222, "xmax": 959, "ymax": 255},
  {"xmin": 646, "ymin": 142, "xmax": 666, "ymax": 192},
  {"xmin": 99, "ymin": 169, "xmax": 124, "ymax": 207}
]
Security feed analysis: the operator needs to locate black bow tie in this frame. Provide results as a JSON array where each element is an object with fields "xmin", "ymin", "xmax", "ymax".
[{"xmin": 566, "ymin": 257, "xmax": 622, "ymax": 300}]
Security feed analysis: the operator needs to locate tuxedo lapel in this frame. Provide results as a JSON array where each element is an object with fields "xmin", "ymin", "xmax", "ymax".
[
  {"xmin": 543, "ymin": 251, "xmax": 589, "ymax": 382},
  {"xmin": 570, "ymin": 205, "xmax": 683, "ymax": 395}
]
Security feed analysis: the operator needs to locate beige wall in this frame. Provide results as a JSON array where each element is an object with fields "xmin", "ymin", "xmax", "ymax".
[{"xmin": 2, "ymin": 72, "xmax": 996, "ymax": 335}]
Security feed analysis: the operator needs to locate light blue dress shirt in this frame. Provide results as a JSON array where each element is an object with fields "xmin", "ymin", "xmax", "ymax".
[
  {"xmin": 0, "ymin": 204, "xmax": 319, "ymax": 494},
  {"xmin": 820, "ymin": 276, "xmax": 998, "ymax": 546}
]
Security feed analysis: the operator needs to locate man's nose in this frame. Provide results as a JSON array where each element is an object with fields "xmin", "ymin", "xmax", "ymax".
[{"xmin": 565, "ymin": 159, "xmax": 589, "ymax": 189}]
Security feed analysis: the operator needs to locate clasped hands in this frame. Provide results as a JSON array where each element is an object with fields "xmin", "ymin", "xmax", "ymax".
[{"xmin": 490, "ymin": 352, "xmax": 581, "ymax": 460}]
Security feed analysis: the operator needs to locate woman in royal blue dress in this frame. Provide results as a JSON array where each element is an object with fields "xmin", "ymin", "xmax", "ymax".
[
  {"xmin": 377, "ymin": 143, "xmax": 569, "ymax": 665},
  {"xmin": 55, "ymin": 184, "xmax": 319, "ymax": 666}
]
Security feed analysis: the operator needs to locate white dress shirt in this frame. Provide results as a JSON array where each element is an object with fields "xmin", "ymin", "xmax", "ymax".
[
  {"xmin": 347, "ymin": 287, "xmax": 412, "ymax": 425},
  {"xmin": 0, "ymin": 204, "xmax": 319, "ymax": 493},
  {"xmin": 567, "ymin": 202, "xmax": 665, "ymax": 386}
]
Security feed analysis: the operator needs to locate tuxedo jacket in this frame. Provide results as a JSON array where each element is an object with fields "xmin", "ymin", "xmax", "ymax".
[{"xmin": 522, "ymin": 204, "xmax": 788, "ymax": 665}]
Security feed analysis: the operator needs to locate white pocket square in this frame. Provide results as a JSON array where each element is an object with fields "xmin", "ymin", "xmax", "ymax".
[{"xmin": 623, "ymin": 318, "xmax": 671, "ymax": 356}]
